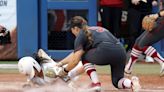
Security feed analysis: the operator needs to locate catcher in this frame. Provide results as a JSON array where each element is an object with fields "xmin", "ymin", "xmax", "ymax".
[
  {"xmin": 18, "ymin": 49, "xmax": 84, "ymax": 88},
  {"xmin": 125, "ymin": 10, "xmax": 164, "ymax": 76}
]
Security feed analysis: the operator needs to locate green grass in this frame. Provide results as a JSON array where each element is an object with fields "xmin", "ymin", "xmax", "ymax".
[
  {"xmin": 0, "ymin": 69, "xmax": 19, "ymax": 74},
  {"xmin": 95, "ymin": 63, "xmax": 160, "ymax": 75},
  {"xmin": 0, "ymin": 61, "xmax": 18, "ymax": 64}
]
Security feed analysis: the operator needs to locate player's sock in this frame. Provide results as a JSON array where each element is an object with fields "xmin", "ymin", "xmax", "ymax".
[
  {"xmin": 118, "ymin": 78, "xmax": 132, "ymax": 89},
  {"xmin": 82, "ymin": 60, "xmax": 100, "ymax": 84},
  {"xmin": 68, "ymin": 61, "xmax": 84, "ymax": 81},
  {"xmin": 143, "ymin": 46, "xmax": 164, "ymax": 65},
  {"xmin": 125, "ymin": 45, "xmax": 142, "ymax": 74}
]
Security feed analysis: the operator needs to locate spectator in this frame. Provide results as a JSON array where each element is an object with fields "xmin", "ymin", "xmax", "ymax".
[{"xmin": 99, "ymin": 0, "xmax": 124, "ymax": 38}]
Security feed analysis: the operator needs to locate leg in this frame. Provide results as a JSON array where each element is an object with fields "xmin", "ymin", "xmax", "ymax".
[
  {"xmin": 125, "ymin": 31, "xmax": 152, "ymax": 74},
  {"xmin": 81, "ymin": 60, "xmax": 101, "ymax": 92},
  {"xmin": 111, "ymin": 61, "xmax": 141, "ymax": 91},
  {"xmin": 68, "ymin": 61, "xmax": 84, "ymax": 80}
]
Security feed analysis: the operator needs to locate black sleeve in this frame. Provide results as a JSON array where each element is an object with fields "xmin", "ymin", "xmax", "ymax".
[{"xmin": 74, "ymin": 31, "xmax": 88, "ymax": 52}]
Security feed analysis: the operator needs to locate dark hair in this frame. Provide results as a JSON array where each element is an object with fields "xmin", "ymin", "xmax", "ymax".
[{"xmin": 69, "ymin": 16, "xmax": 93, "ymax": 45}]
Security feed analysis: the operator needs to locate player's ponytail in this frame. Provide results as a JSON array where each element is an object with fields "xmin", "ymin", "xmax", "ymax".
[{"xmin": 70, "ymin": 16, "xmax": 93, "ymax": 45}]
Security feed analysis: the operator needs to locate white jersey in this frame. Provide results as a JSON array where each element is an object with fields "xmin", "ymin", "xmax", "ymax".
[{"xmin": 31, "ymin": 61, "xmax": 57, "ymax": 86}]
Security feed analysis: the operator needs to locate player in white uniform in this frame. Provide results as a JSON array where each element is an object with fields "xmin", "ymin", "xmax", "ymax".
[{"xmin": 18, "ymin": 49, "xmax": 84, "ymax": 87}]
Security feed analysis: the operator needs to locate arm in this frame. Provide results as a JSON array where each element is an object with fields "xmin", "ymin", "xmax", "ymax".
[
  {"xmin": 64, "ymin": 49, "xmax": 85, "ymax": 72},
  {"xmin": 149, "ymin": 10, "xmax": 164, "ymax": 20}
]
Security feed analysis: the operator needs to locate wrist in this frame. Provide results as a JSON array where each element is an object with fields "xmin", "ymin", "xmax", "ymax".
[{"xmin": 64, "ymin": 68, "xmax": 69, "ymax": 73}]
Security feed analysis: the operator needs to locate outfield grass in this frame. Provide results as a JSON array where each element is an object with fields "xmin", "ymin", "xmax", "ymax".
[
  {"xmin": 96, "ymin": 63, "xmax": 160, "ymax": 75},
  {"xmin": 0, "ymin": 61, "xmax": 17, "ymax": 64}
]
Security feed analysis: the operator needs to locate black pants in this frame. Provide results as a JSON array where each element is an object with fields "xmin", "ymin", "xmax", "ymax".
[
  {"xmin": 99, "ymin": 6, "xmax": 122, "ymax": 38},
  {"xmin": 82, "ymin": 42, "xmax": 126, "ymax": 88},
  {"xmin": 135, "ymin": 18, "xmax": 164, "ymax": 48}
]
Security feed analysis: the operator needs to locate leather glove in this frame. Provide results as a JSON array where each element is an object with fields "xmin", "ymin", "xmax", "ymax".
[{"xmin": 142, "ymin": 15, "xmax": 157, "ymax": 32}]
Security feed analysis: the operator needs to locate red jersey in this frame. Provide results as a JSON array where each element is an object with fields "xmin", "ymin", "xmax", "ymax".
[{"xmin": 100, "ymin": 0, "xmax": 123, "ymax": 7}]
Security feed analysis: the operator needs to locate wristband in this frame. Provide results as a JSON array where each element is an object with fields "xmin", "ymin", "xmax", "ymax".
[
  {"xmin": 158, "ymin": 12, "xmax": 161, "ymax": 17},
  {"xmin": 64, "ymin": 68, "xmax": 69, "ymax": 73}
]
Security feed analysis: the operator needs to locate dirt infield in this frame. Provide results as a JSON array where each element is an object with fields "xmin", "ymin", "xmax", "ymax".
[{"xmin": 0, "ymin": 73, "xmax": 163, "ymax": 92}]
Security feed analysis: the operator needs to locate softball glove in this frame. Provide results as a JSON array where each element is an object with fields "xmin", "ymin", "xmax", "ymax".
[{"xmin": 142, "ymin": 16, "xmax": 156, "ymax": 32}]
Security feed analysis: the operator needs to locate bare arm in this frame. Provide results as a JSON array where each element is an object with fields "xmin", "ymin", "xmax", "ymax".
[{"xmin": 64, "ymin": 49, "xmax": 85, "ymax": 71}]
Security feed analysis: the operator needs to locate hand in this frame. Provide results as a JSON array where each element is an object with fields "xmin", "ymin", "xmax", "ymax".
[
  {"xmin": 58, "ymin": 67, "xmax": 68, "ymax": 77},
  {"xmin": 55, "ymin": 62, "xmax": 64, "ymax": 67},
  {"xmin": 152, "ymin": 0, "xmax": 158, "ymax": 6},
  {"xmin": 131, "ymin": 0, "xmax": 140, "ymax": 5}
]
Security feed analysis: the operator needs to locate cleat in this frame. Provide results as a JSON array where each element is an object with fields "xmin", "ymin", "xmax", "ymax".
[
  {"xmin": 131, "ymin": 76, "xmax": 141, "ymax": 92},
  {"xmin": 160, "ymin": 63, "xmax": 164, "ymax": 77},
  {"xmin": 36, "ymin": 49, "xmax": 54, "ymax": 63},
  {"xmin": 89, "ymin": 82, "xmax": 101, "ymax": 92},
  {"xmin": 37, "ymin": 49, "xmax": 51, "ymax": 60}
]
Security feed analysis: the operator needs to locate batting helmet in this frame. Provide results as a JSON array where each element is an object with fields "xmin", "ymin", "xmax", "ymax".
[{"xmin": 18, "ymin": 56, "xmax": 41, "ymax": 80}]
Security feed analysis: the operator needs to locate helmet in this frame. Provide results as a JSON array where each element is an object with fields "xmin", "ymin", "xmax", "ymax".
[{"xmin": 18, "ymin": 56, "xmax": 41, "ymax": 80}]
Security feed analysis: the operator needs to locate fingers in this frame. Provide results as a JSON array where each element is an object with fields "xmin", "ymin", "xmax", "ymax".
[{"xmin": 55, "ymin": 62, "xmax": 63, "ymax": 67}]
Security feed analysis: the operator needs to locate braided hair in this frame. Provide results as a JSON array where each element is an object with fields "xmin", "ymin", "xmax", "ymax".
[{"xmin": 69, "ymin": 16, "xmax": 93, "ymax": 45}]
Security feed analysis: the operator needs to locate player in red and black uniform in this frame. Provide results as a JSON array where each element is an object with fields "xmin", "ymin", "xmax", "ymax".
[
  {"xmin": 126, "ymin": 0, "xmax": 158, "ymax": 51},
  {"xmin": 125, "ymin": 10, "xmax": 164, "ymax": 76},
  {"xmin": 50, "ymin": 16, "xmax": 141, "ymax": 92}
]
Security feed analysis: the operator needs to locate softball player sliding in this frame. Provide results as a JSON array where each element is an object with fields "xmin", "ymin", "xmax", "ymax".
[
  {"xmin": 46, "ymin": 16, "xmax": 141, "ymax": 92},
  {"xmin": 125, "ymin": 10, "xmax": 164, "ymax": 76},
  {"xmin": 18, "ymin": 49, "xmax": 84, "ymax": 88}
]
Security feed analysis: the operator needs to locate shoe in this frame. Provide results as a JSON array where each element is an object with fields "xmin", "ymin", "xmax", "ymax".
[
  {"xmin": 131, "ymin": 76, "xmax": 141, "ymax": 92},
  {"xmin": 37, "ymin": 49, "xmax": 51, "ymax": 60},
  {"xmin": 145, "ymin": 56, "xmax": 154, "ymax": 63},
  {"xmin": 160, "ymin": 63, "xmax": 164, "ymax": 77},
  {"xmin": 36, "ymin": 49, "xmax": 53, "ymax": 63},
  {"xmin": 88, "ymin": 82, "xmax": 101, "ymax": 92}
]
